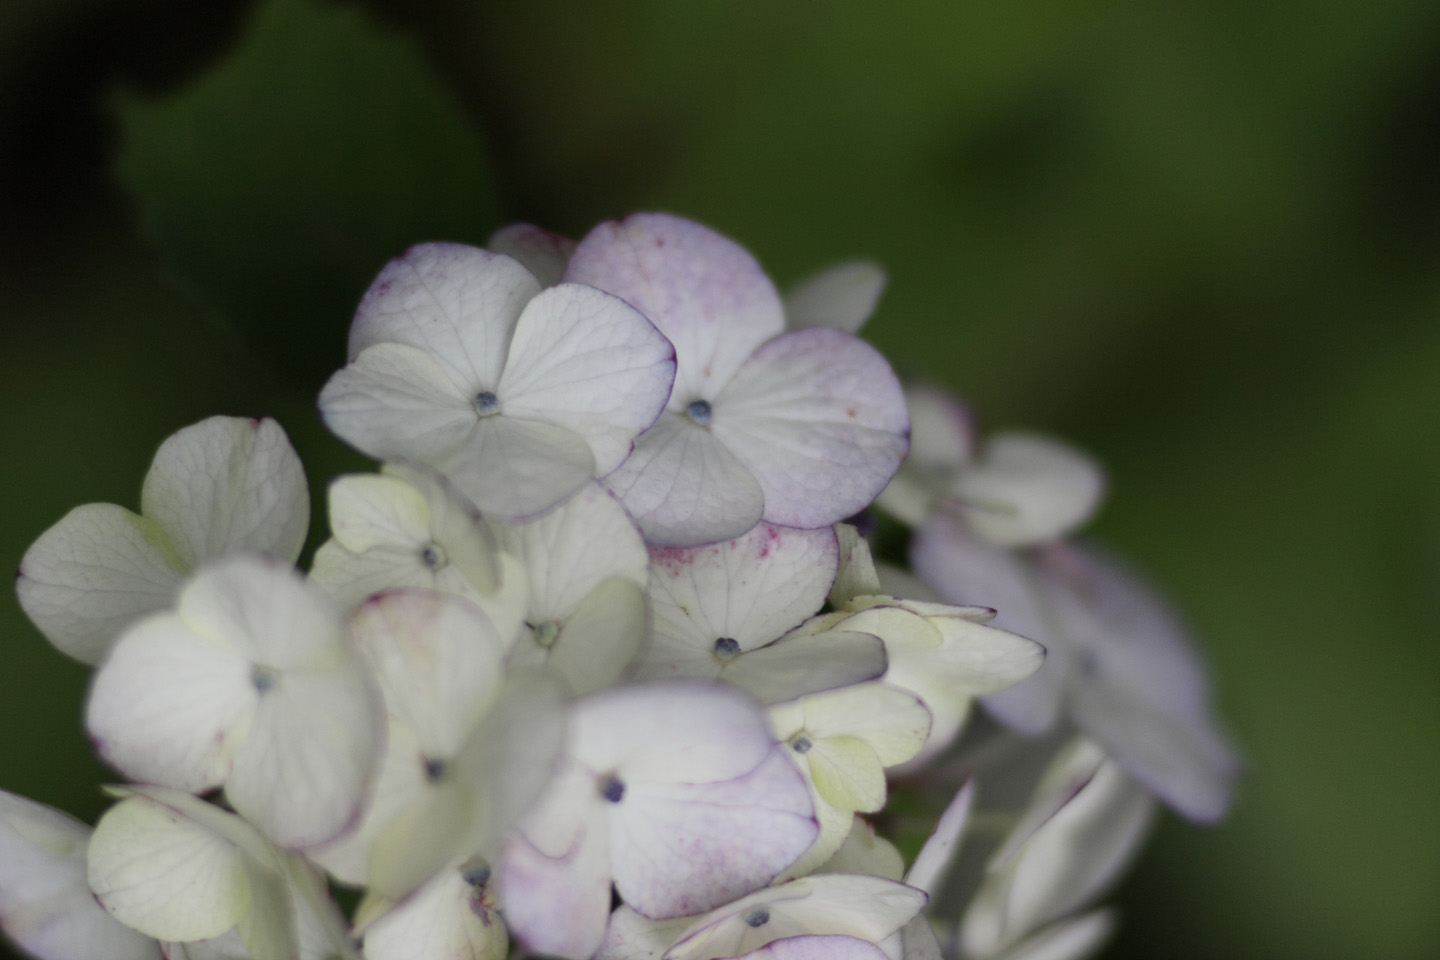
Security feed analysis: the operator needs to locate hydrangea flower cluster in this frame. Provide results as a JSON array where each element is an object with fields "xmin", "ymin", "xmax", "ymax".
[{"xmin": 2, "ymin": 213, "xmax": 1237, "ymax": 960}]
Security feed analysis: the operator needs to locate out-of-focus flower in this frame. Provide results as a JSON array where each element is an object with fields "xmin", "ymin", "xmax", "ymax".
[
  {"xmin": 85, "ymin": 556, "xmax": 382, "ymax": 849},
  {"xmin": 17, "ymin": 417, "xmax": 308, "ymax": 664},
  {"xmin": 0, "ymin": 790, "xmax": 160, "ymax": 960}
]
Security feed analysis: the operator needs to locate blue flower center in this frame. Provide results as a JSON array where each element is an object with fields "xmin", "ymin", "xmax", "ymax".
[
  {"xmin": 744, "ymin": 908, "xmax": 770, "ymax": 928},
  {"xmin": 599, "ymin": 774, "xmax": 626, "ymax": 804},
  {"xmin": 686, "ymin": 399, "xmax": 713, "ymax": 426},
  {"xmin": 713, "ymin": 636, "xmax": 741, "ymax": 660},
  {"xmin": 474, "ymin": 391, "xmax": 500, "ymax": 416}
]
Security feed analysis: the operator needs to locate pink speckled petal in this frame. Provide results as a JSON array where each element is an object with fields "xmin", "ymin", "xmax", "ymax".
[
  {"xmin": 713, "ymin": 328, "xmax": 908, "ymax": 530},
  {"xmin": 565, "ymin": 213, "xmax": 784, "ymax": 404},
  {"xmin": 646, "ymin": 522, "xmax": 839, "ymax": 653}
]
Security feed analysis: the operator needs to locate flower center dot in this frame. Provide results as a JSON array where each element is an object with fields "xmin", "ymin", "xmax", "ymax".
[
  {"xmin": 250, "ymin": 664, "xmax": 278, "ymax": 694},
  {"xmin": 744, "ymin": 908, "xmax": 770, "ymax": 928},
  {"xmin": 599, "ymin": 774, "xmax": 626, "ymax": 804},
  {"xmin": 686, "ymin": 399, "xmax": 713, "ymax": 426},
  {"xmin": 459, "ymin": 858, "xmax": 491, "ymax": 888},
  {"xmin": 474, "ymin": 391, "xmax": 500, "ymax": 416},
  {"xmin": 713, "ymin": 637, "xmax": 741, "ymax": 661},
  {"xmin": 420, "ymin": 543, "xmax": 448, "ymax": 570},
  {"xmin": 423, "ymin": 757, "xmax": 448, "ymax": 783},
  {"xmin": 790, "ymin": 735, "xmax": 813, "ymax": 754},
  {"xmin": 533, "ymin": 621, "xmax": 561, "ymax": 649}
]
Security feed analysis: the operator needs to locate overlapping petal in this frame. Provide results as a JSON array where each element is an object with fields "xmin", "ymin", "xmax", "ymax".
[{"xmin": 784, "ymin": 261, "xmax": 887, "ymax": 335}]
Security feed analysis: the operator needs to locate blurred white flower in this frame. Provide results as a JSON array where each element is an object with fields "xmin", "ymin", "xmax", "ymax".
[{"xmin": 17, "ymin": 416, "xmax": 308, "ymax": 664}]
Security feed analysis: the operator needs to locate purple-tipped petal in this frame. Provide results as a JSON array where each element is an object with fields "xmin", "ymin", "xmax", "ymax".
[
  {"xmin": 713, "ymin": 328, "xmax": 908, "ymax": 530},
  {"xmin": 565, "ymin": 213, "xmax": 785, "ymax": 404},
  {"xmin": 604, "ymin": 411, "xmax": 765, "ymax": 546}
]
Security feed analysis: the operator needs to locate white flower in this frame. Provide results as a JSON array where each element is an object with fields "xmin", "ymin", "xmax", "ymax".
[
  {"xmin": 959, "ymin": 740, "xmax": 1153, "ymax": 960},
  {"xmin": 769, "ymin": 683, "xmax": 931, "ymax": 879},
  {"xmin": 878, "ymin": 385, "xmax": 1103, "ymax": 547},
  {"xmin": 319, "ymin": 242, "xmax": 677, "ymax": 518},
  {"xmin": 86, "ymin": 786, "xmax": 358, "ymax": 960},
  {"xmin": 565, "ymin": 213, "xmax": 909, "ymax": 546},
  {"xmin": 310, "ymin": 589, "xmax": 565, "ymax": 900},
  {"xmin": 17, "ymin": 416, "xmax": 308, "ymax": 664},
  {"xmin": 85, "ymin": 555, "xmax": 382, "ymax": 849},
  {"xmin": 498, "ymin": 682, "xmax": 818, "ymax": 960},
  {"xmin": 494, "ymin": 481, "xmax": 650, "ymax": 695},
  {"xmin": 638, "ymin": 522, "xmax": 886, "ymax": 704},
  {"xmin": 911, "ymin": 516, "xmax": 1239, "ymax": 822},
  {"xmin": 0, "ymin": 790, "xmax": 159, "ymax": 960},
  {"xmin": 308, "ymin": 462, "xmax": 529, "ymax": 646}
]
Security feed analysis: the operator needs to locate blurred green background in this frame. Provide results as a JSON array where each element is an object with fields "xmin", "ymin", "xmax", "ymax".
[{"xmin": 2, "ymin": 1, "xmax": 1438, "ymax": 958}]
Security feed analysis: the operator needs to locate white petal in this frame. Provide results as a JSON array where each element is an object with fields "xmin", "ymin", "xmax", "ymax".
[
  {"xmin": 595, "ymin": 905, "xmax": 693, "ymax": 960},
  {"xmin": 830, "ymin": 524, "xmax": 882, "ymax": 606},
  {"xmin": 142, "ymin": 417, "xmax": 309, "ymax": 569},
  {"xmin": 904, "ymin": 781, "xmax": 973, "ymax": 896},
  {"xmin": 713, "ymin": 328, "xmax": 908, "ymax": 530},
  {"xmin": 360, "ymin": 862, "xmax": 507, "ymax": 960},
  {"xmin": 611, "ymin": 747, "xmax": 817, "ymax": 919},
  {"xmin": 0, "ymin": 791, "xmax": 160, "ymax": 960},
  {"xmin": 664, "ymin": 874, "xmax": 925, "ymax": 960},
  {"xmin": 347, "ymin": 242, "xmax": 540, "ymax": 390},
  {"xmin": 898, "ymin": 918, "xmax": 944, "ymax": 960},
  {"xmin": 498, "ymin": 815, "xmax": 612, "ymax": 960},
  {"xmin": 225, "ymin": 654, "xmax": 382, "ymax": 848},
  {"xmin": 604, "ymin": 411, "xmax": 764, "ymax": 546},
  {"xmin": 775, "ymin": 785, "xmax": 855, "ymax": 883},
  {"xmin": 86, "ymin": 613, "xmax": 255, "ymax": 792},
  {"xmin": 441, "ymin": 413, "xmax": 596, "ymax": 518},
  {"xmin": 988, "ymin": 910, "xmax": 1114, "ymax": 960},
  {"xmin": 784, "ymin": 261, "xmax": 886, "ymax": 334},
  {"xmin": 386, "ymin": 462, "xmax": 500, "ymax": 593},
  {"xmin": 325, "ymin": 474, "xmax": 431, "ymax": 555},
  {"xmin": 17, "ymin": 504, "xmax": 183, "ymax": 664},
  {"xmin": 814, "ymin": 816, "xmax": 905, "ymax": 882},
  {"xmin": 647, "ymin": 522, "xmax": 838, "ymax": 653},
  {"xmin": 721, "ymin": 630, "xmax": 887, "ymax": 705},
  {"xmin": 177, "ymin": 556, "xmax": 347, "ymax": 667},
  {"xmin": 1040, "ymin": 543, "xmax": 1238, "ymax": 822},
  {"xmin": 347, "ymin": 590, "xmax": 505, "ymax": 758},
  {"xmin": 495, "ymin": 481, "xmax": 648, "ymax": 623},
  {"xmin": 487, "ymin": 223, "xmax": 575, "ymax": 287},
  {"xmin": 741, "ymin": 936, "xmax": 890, "ymax": 960},
  {"xmin": 499, "ymin": 283, "xmax": 676, "ymax": 474},
  {"xmin": 565, "ymin": 213, "xmax": 785, "ymax": 404},
  {"xmin": 570, "ymin": 682, "xmax": 774, "ymax": 785},
  {"xmin": 961, "ymin": 742, "xmax": 1152, "ymax": 956},
  {"xmin": 803, "ymin": 736, "xmax": 886, "ymax": 814},
  {"xmin": 319, "ymin": 343, "xmax": 478, "ymax": 464},
  {"xmin": 950, "ymin": 433, "xmax": 1104, "ymax": 548},
  {"xmin": 902, "ymin": 384, "xmax": 975, "ymax": 472},
  {"xmin": 909, "ymin": 516, "xmax": 1062, "ymax": 735},
  {"xmin": 87, "ymin": 795, "xmax": 256, "ymax": 942},
  {"xmin": 508, "ymin": 577, "xmax": 648, "ymax": 696},
  {"xmin": 791, "ymin": 683, "xmax": 931, "ymax": 769}
]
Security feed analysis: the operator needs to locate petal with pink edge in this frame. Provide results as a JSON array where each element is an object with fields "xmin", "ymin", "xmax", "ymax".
[
  {"xmin": 604, "ymin": 411, "xmax": 764, "ymax": 547},
  {"xmin": 565, "ymin": 213, "xmax": 784, "ymax": 404},
  {"xmin": 713, "ymin": 328, "xmax": 908, "ymax": 530}
]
